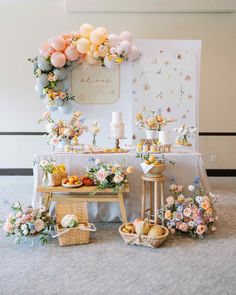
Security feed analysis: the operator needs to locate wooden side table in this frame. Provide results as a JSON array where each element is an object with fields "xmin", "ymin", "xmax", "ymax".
[
  {"xmin": 141, "ymin": 175, "xmax": 165, "ymax": 224},
  {"xmin": 37, "ymin": 185, "xmax": 129, "ymax": 223}
]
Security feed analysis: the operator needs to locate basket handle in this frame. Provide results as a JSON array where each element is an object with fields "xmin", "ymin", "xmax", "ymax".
[
  {"xmin": 79, "ymin": 223, "xmax": 97, "ymax": 232},
  {"xmin": 51, "ymin": 223, "xmax": 96, "ymax": 238}
]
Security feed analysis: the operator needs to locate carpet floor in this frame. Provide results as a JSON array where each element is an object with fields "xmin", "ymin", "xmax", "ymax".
[{"xmin": 0, "ymin": 176, "xmax": 235, "ymax": 295}]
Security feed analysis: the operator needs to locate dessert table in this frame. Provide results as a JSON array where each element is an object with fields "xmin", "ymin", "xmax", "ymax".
[{"xmin": 33, "ymin": 151, "xmax": 210, "ymax": 222}]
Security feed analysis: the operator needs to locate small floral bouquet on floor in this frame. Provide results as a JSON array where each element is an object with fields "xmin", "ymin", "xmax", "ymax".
[
  {"xmin": 158, "ymin": 177, "xmax": 218, "ymax": 238},
  {"xmin": 86, "ymin": 158, "xmax": 135, "ymax": 195},
  {"xmin": 135, "ymin": 109, "xmax": 173, "ymax": 131},
  {"xmin": 3, "ymin": 202, "xmax": 54, "ymax": 245},
  {"xmin": 39, "ymin": 111, "xmax": 87, "ymax": 147}
]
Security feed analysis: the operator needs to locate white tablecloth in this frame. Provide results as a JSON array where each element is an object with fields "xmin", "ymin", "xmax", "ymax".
[{"xmin": 33, "ymin": 152, "xmax": 209, "ymax": 222}]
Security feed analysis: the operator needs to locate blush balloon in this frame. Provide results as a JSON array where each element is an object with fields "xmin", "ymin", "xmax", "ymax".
[
  {"xmin": 50, "ymin": 51, "xmax": 66, "ymax": 68},
  {"xmin": 108, "ymin": 34, "xmax": 120, "ymax": 47},
  {"xmin": 39, "ymin": 43, "xmax": 53, "ymax": 58},
  {"xmin": 64, "ymin": 46, "xmax": 80, "ymax": 61},
  {"xmin": 51, "ymin": 36, "xmax": 66, "ymax": 51},
  {"xmin": 119, "ymin": 31, "xmax": 132, "ymax": 43}
]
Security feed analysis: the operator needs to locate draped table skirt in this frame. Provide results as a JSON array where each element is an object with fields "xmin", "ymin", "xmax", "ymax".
[{"xmin": 33, "ymin": 152, "xmax": 210, "ymax": 222}]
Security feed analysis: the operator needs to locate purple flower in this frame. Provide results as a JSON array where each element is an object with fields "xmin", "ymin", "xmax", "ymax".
[
  {"xmin": 169, "ymin": 176, "xmax": 176, "ymax": 184},
  {"xmin": 193, "ymin": 176, "xmax": 201, "ymax": 187}
]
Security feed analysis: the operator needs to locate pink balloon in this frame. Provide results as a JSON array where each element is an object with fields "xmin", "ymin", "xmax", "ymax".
[
  {"xmin": 64, "ymin": 46, "xmax": 80, "ymax": 61},
  {"xmin": 66, "ymin": 38, "xmax": 73, "ymax": 45},
  {"xmin": 39, "ymin": 43, "xmax": 54, "ymax": 57},
  {"xmin": 51, "ymin": 36, "xmax": 66, "ymax": 51},
  {"xmin": 50, "ymin": 51, "xmax": 66, "ymax": 68}
]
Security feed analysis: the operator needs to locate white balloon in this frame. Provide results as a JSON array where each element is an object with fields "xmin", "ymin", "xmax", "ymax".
[
  {"xmin": 76, "ymin": 38, "xmax": 90, "ymax": 54},
  {"xmin": 116, "ymin": 47, "xmax": 123, "ymax": 55},
  {"xmin": 108, "ymin": 34, "xmax": 120, "ymax": 47},
  {"xmin": 79, "ymin": 23, "xmax": 94, "ymax": 38},
  {"xmin": 119, "ymin": 31, "xmax": 132, "ymax": 43},
  {"xmin": 120, "ymin": 40, "xmax": 131, "ymax": 54},
  {"xmin": 104, "ymin": 56, "xmax": 114, "ymax": 69},
  {"xmin": 129, "ymin": 45, "xmax": 139, "ymax": 61},
  {"xmin": 96, "ymin": 27, "xmax": 108, "ymax": 36},
  {"xmin": 86, "ymin": 55, "xmax": 99, "ymax": 65},
  {"xmin": 110, "ymin": 47, "xmax": 116, "ymax": 54}
]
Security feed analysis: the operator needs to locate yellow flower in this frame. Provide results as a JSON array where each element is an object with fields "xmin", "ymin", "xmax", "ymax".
[
  {"xmin": 136, "ymin": 112, "xmax": 143, "ymax": 121},
  {"xmin": 164, "ymin": 210, "xmax": 172, "ymax": 220},
  {"xmin": 201, "ymin": 201, "xmax": 210, "ymax": 210},
  {"xmin": 115, "ymin": 57, "xmax": 123, "ymax": 63}
]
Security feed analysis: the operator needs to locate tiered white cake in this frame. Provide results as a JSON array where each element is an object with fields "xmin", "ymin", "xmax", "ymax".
[{"xmin": 110, "ymin": 112, "xmax": 125, "ymax": 139}]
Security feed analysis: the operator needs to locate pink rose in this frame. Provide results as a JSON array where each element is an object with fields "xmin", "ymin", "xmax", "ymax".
[
  {"xmin": 177, "ymin": 185, "xmax": 183, "ymax": 192},
  {"xmin": 113, "ymin": 175, "xmax": 124, "ymax": 183},
  {"xmin": 196, "ymin": 224, "xmax": 205, "ymax": 235},
  {"xmin": 183, "ymin": 208, "xmax": 192, "ymax": 217},
  {"xmin": 178, "ymin": 222, "xmax": 189, "ymax": 232},
  {"xmin": 96, "ymin": 169, "xmax": 109, "ymax": 182},
  {"xmin": 166, "ymin": 196, "xmax": 175, "ymax": 206},
  {"xmin": 4, "ymin": 222, "xmax": 14, "ymax": 234}
]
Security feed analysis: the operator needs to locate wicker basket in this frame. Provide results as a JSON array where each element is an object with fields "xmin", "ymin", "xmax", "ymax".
[
  {"xmin": 119, "ymin": 223, "xmax": 169, "ymax": 248},
  {"xmin": 47, "ymin": 171, "xmax": 67, "ymax": 186},
  {"xmin": 55, "ymin": 202, "xmax": 95, "ymax": 246}
]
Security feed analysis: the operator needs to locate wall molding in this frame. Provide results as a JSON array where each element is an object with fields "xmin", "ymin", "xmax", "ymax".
[
  {"xmin": 0, "ymin": 169, "xmax": 33, "ymax": 176},
  {"xmin": 0, "ymin": 132, "xmax": 46, "ymax": 136},
  {"xmin": 0, "ymin": 132, "xmax": 235, "ymax": 136},
  {"xmin": 66, "ymin": 0, "xmax": 236, "ymax": 13},
  {"xmin": 206, "ymin": 169, "xmax": 236, "ymax": 177},
  {"xmin": 0, "ymin": 168, "xmax": 235, "ymax": 177}
]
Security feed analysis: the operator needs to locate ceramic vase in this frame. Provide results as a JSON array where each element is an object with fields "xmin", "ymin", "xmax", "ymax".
[{"xmin": 145, "ymin": 129, "xmax": 157, "ymax": 140}]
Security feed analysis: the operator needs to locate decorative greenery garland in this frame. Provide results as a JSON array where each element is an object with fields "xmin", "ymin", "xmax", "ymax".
[{"xmin": 29, "ymin": 24, "xmax": 139, "ymax": 113}]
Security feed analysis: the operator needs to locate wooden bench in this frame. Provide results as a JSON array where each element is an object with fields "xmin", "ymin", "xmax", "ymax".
[{"xmin": 37, "ymin": 185, "xmax": 129, "ymax": 223}]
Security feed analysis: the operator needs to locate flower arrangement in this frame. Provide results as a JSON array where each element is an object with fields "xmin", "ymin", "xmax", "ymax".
[
  {"xmin": 159, "ymin": 177, "xmax": 218, "ymax": 238},
  {"xmin": 174, "ymin": 124, "xmax": 198, "ymax": 146},
  {"xmin": 86, "ymin": 158, "xmax": 135, "ymax": 195},
  {"xmin": 88, "ymin": 121, "xmax": 100, "ymax": 146},
  {"xmin": 137, "ymin": 153, "xmax": 175, "ymax": 166},
  {"xmin": 3, "ymin": 202, "xmax": 54, "ymax": 244},
  {"xmin": 29, "ymin": 24, "xmax": 139, "ymax": 110},
  {"xmin": 39, "ymin": 111, "xmax": 87, "ymax": 147},
  {"xmin": 135, "ymin": 110, "xmax": 173, "ymax": 131}
]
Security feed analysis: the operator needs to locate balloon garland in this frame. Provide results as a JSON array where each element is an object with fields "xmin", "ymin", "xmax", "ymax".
[{"xmin": 29, "ymin": 24, "xmax": 139, "ymax": 113}]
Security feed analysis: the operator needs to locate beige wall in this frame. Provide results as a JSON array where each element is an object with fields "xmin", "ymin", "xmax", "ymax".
[{"xmin": 0, "ymin": 0, "xmax": 235, "ymax": 168}]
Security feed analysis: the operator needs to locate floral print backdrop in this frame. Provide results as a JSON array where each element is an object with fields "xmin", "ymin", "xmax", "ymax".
[{"xmin": 132, "ymin": 40, "xmax": 201, "ymax": 149}]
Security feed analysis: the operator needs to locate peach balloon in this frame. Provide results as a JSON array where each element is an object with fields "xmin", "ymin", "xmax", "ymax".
[
  {"xmin": 96, "ymin": 27, "xmax": 108, "ymax": 36},
  {"xmin": 64, "ymin": 46, "xmax": 80, "ymax": 61},
  {"xmin": 39, "ymin": 43, "xmax": 53, "ymax": 57},
  {"xmin": 90, "ymin": 30, "xmax": 106, "ymax": 46},
  {"xmin": 51, "ymin": 36, "xmax": 66, "ymax": 51},
  {"xmin": 50, "ymin": 51, "xmax": 66, "ymax": 68},
  {"xmin": 76, "ymin": 38, "xmax": 90, "ymax": 54},
  {"xmin": 79, "ymin": 23, "xmax": 94, "ymax": 38},
  {"xmin": 86, "ymin": 55, "xmax": 99, "ymax": 65}
]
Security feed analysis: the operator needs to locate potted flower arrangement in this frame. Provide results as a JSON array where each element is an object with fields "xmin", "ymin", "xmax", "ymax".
[
  {"xmin": 135, "ymin": 110, "xmax": 173, "ymax": 140},
  {"xmin": 39, "ymin": 111, "xmax": 87, "ymax": 149},
  {"xmin": 158, "ymin": 177, "xmax": 218, "ymax": 238},
  {"xmin": 86, "ymin": 158, "xmax": 135, "ymax": 195},
  {"xmin": 137, "ymin": 153, "xmax": 175, "ymax": 177},
  {"xmin": 173, "ymin": 124, "xmax": 198, "ymax": 146},
  {"xmin": 3, "ymin": 202, "xmax": 54, "ymax": 245}
]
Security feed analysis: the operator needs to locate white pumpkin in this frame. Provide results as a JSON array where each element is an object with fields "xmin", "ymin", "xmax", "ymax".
[
  {"xmin": 61, "ymin": 214, "xmax": 78, "ymax": 228},
  {"xmin": 147, "ymin": 225, "xmax": 164, "ymax": 238},
  {"xmin": 135, "ymin": 220, "xmax": 150, "ymax": 235}
]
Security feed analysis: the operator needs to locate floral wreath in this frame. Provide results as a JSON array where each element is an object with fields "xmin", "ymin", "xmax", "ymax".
[{"xmin": 29, "ymin": 23, "xmax": 139, "ymax": 114}]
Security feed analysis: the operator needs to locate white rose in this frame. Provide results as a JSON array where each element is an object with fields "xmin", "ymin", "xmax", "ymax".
[
  {"xmin": 39, "ymin": 206, "xmax": 46, "ymax": 213},
  {"xmin": 16, "ymin": 212, "xmax": 22, "ymax": 218},
  {"xmin": 21, "ymin": 224, "xmax": 28, "ymax": 231},
  {"xmin": 45, "ymin": 123, "xmax": 56, "ymax": 133},
  {"xmin": 95, "ymin": 159, "xmax": 101, "ymax": 165},
  {"xmin": 188, "ymin": 185, "xmax": 195, "ymax": 192},
  {"xmin": 63, "ymin": 128, "xmax": 71, "ymax": 137},
  {"xmin": 23, "ymin": 230, "xmax": 29, "ymax": 236}
]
